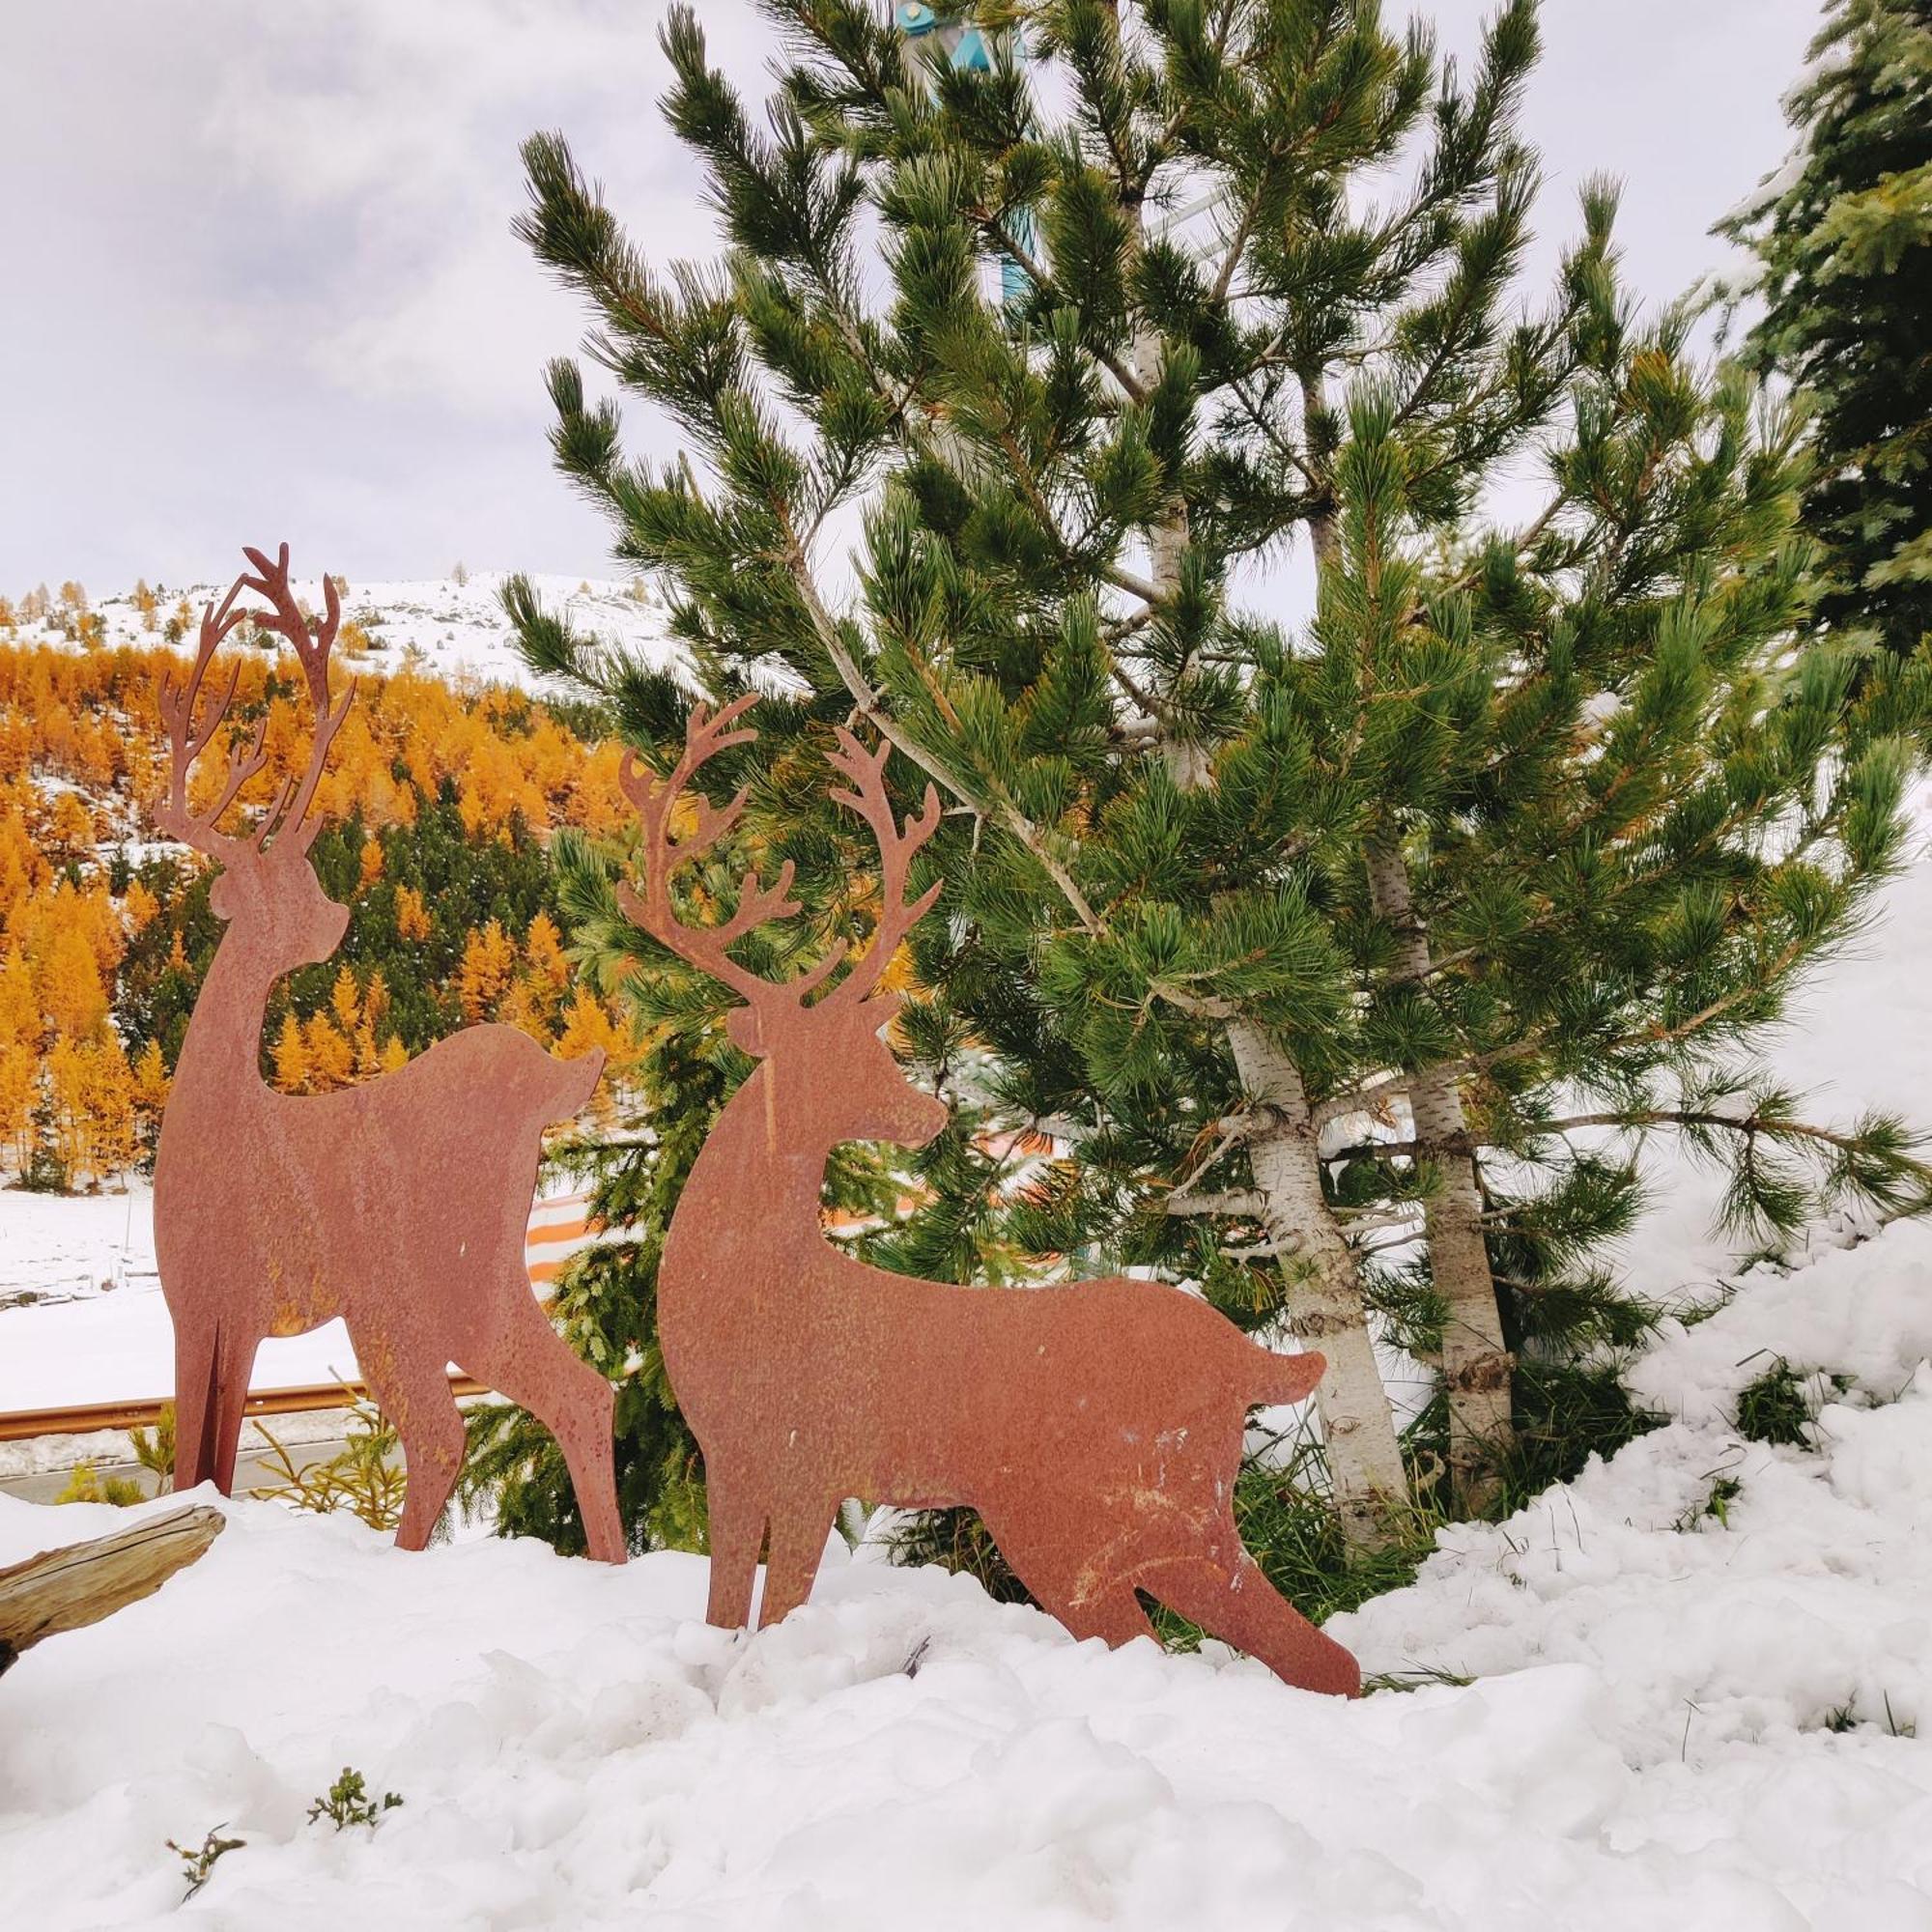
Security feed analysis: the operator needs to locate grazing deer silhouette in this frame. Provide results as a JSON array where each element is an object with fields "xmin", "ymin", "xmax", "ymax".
[
  {"xmin": 151, "ymin": 546, "xmax": 625, "ymax": 1561},
  {"xmin": 620, "ymin": 697, "xmax": 1359, "ymax": 1694}
]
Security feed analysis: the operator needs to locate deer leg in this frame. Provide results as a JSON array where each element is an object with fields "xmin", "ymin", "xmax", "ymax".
[
  {"xmin": 700, "ymin": 1454, "xmax": 768, "ymax": 1631},
  {"xmin": 169, "ymin": 1315, "xmax": 220, "ymax": 1492},
  {"xmin": 1141, "ymin": 1546, "xmax": 1360, "ymax": 1697},
  {"xmin": 1029, "ymin": 1577, "xmax": 1158, "ymax": 1650},
  {"xmin": 476, "ymin": 1313, "xmax": 625, "ymax": 1564},
  {"xmin": 756, "ymin": 1485, "xmax": 838, "ymax": 1629},
  {"xmin": 208, "ymin": 1322, "xmax": 263, "ymax": 1495},
  {"xmin": 356, "ymin": 1343, "xmax": 467, "ymax": 1551},
  {"xmin": 978, "ymin": 1505, "xmax": 1159, "ymax": 1649}
]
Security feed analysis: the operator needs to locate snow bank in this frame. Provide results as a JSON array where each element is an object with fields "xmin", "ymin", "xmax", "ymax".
[
  {"xmin": 5, "ymin": 1211, "xmax": 1932, "ymax": 1929},
  {"xmin": 1339, "ymin": 1218, "xmax": 1932, "ymax": 1785}
]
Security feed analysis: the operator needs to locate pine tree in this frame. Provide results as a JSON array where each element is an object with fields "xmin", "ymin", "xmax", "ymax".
[
  {"xmin": 303, "ymin": 1012, "xmax": 355, "ymax": 1091},
  {"xmin": 130, "ymin": 1037, "xmax": 169, "ymax": 1153},
  {"xmin": 36, "ymin": 899, "xmax": 110, "ymax": 1042},
  {"xmin": 458, "ymin": 918, "xmax": 518, "ymax": 1023},
  {"xmin": 329, "ymin": 965, "xmax": 361, "ymax": 1037},
  {"xmin": 394, "ymin": 885, "xmax": 433, "ymax": 944},
  {"xmin": 506, "ymin": 1, "xmax": 1929, "ymax": 1555},
  {"xmin": 272, "ymin": 1011, "xmax": 309, "ymax": 1094},
  {"xmin": 526, "ymin": 908, "xmax": 571, "ymax": 990},
  {"xmin": 1720, "ymin": 0, "xmax": 1932, "ymax": 662},
  {"xmin": 0, "ymin": 1038, "xmax": 34, "ymax": 1169},
  {"xmin": 0, "ymin": 945, "xmax": 38, "ymax": 1051},
  {"xmin": 123, "ymin": 877, "xmax": 161, "ymax": 933}
]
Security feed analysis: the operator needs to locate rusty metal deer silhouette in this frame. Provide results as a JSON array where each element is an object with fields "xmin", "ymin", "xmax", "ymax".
[
  {"xmin": 620, "ymin": 697, "xmax": 1359, "ymax": 1694},
  {"xmin": 151, "ymin": 546, "xmax": 625, "ymax": 1561}
]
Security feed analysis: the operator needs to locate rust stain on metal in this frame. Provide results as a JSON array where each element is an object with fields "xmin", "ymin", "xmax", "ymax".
[
  {"xmin": 150, "ymin": 545, "xmax": 624, "ymax": 1561},
  {"xmin": 622, "ymin": 699, "xmax": 1359, "ymax": 1694}
]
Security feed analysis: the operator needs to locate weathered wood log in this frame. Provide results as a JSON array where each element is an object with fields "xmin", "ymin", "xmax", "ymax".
[{"xmin": 0, "ymin": 1505, "xmax": 224, "ymax": 1677}]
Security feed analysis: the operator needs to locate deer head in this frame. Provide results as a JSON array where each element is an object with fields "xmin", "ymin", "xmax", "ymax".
[
  {"xmin": 617, "ymin": 696, "xmax": 950, "ymax": 1151},
  {"xmin": 155, "ymin": 545, "xmax": 354, "ymax": 968}
]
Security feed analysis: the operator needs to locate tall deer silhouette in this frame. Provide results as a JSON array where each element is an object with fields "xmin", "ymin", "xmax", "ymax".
[
  {"xmin": 621, "ymin": 698, "xmax": 1359, "ymax": 1694},
  {"xmin": 152, "ymin": 546, "xmax": 625, "ymax": 1561}
]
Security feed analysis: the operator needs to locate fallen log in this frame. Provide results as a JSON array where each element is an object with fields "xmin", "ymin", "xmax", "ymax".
[{"xmin": 0, "ymin": 1505, "xmax": 225, "ymax": 1677}]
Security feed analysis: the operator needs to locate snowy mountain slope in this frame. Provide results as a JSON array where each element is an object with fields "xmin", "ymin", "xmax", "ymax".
[{"xmin": 31, "ymin": 569, "xmax": 681, "ymax": 696}]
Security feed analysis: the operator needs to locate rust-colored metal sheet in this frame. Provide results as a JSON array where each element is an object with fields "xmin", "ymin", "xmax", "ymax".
[
  {"xmin": 150, "ymin": 546, "xmax": 624, "ymax": 1561},
  {"xmin": 621, "ymin": 700, "xmax": 1359, "ymax": 1694}
]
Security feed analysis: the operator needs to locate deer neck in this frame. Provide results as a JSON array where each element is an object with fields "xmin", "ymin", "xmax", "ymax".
[
  {"xmin": 679, "ymin": 1059, "xmax": 835, "ymax": 1243},
  {"xmin": 170, "ymin": 924, "xmax": 283, "ymax": 1108}
]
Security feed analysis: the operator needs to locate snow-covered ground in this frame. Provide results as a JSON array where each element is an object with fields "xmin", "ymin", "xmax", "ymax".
[
  {"xmin": 27, "ymin": 569, "xmax": 676, "ymax": 697},
  {"xmin": 0, "ymin": 1183, "xmax": 154, "ymax": 1311},
  {"xmin": 3, "ymin": 1204, "xmax": 1930, "ymax": 1929}
]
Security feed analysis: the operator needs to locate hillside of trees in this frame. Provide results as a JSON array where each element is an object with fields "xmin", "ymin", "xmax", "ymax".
[{"xmin": 0, "ymin": 628, "xmax": 632, "ymax": 1191}]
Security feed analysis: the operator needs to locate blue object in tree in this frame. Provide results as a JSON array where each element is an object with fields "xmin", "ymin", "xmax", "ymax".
[{"xmin": 894, "ymin": 6, "xmax": 1034, "ymax": 306}]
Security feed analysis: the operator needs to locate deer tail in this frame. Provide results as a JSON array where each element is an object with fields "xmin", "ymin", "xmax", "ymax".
[{"xmin": 1250, "ymin": 1344, "xmax": 1327, "ymax": 1408}]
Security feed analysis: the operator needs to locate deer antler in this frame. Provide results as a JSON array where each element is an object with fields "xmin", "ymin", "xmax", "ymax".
[
  {"xmin": 237, "ymin": 544, "xmax": 354, "ymax": 855},
  {"xmin": 155, "ymin": 576, "xmax": 267, "ymax": 857},
  {"xmin": 617, "ymin": 700, "xmax": 942, "ymax": 1011},
  {"xmin": 154, "ymin": 546, "xmax": 355, "ymax": 862},
  {"xmin": 818, "ymin": 727, "xmax": 942, "ymax": 1009},
  {"xmin": 615, "ymin": 695, "xmax": 802, "ymax": 1004}
]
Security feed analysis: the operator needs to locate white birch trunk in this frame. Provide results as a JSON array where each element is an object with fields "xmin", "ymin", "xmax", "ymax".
[{"xmin": 1365, "ymin": 837, "xmax": 1513, "ymax": 1510}]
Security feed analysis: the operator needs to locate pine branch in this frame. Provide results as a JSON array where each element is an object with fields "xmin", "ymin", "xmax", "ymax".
[
  {"xmin": 1543, "ymin": 1108, "xmax": 1932, "ymax": 1182},
  {"xmin": 1164, "ymin": 1188, "xmax": 1268, "ymax": 1217},
  {"xmin": 779, "ymin": 518, "xmax": 1105, "ymax": 935}
]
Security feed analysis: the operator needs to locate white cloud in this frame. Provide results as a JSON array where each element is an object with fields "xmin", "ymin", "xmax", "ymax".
[{"xmin": 1, "ymin": 0, "xmax": 1827, "ymax": 593}]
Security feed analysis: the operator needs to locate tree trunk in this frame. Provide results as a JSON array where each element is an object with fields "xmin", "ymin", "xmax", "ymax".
[
  {"xmin": 1364, "ymin": 836, "xmax": 1513, "ymax": 1512},
  {"xmin": 1135, "ymin": 271, "xmax": 1404, "ymax": 1548},
  {"xmin": 1224, "ymin": 1019, "xmax": 1411, "ymax": 1548}
]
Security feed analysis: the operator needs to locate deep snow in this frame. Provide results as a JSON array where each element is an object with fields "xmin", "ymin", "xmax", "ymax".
[
  {"xmin": 3, "ymin": 1165, "xmax": 1932, "ymax": 1924},
  {"xmin": 4, "ymin": 1202, "xmax": 1931, "ymax": 1931}
]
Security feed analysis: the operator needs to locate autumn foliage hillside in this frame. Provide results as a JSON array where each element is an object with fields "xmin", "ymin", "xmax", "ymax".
[{"xmin": 0, "ymin": 633, "xmax": 634, "ymax": 1190}]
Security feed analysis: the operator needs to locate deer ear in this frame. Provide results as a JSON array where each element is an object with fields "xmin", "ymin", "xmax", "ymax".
[
  {"xmin": 861, "ymin": 991, "xmax": 904, "ymax": 1026},
  {"xmin": 724, "ymin": 1006, "xmax": 765, "ymax": 1056}
]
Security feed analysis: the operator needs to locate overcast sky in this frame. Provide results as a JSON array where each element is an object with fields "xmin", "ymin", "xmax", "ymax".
[{"xmin": 0, "ymin": 1, "xmax": 1823, "ymax": 598}]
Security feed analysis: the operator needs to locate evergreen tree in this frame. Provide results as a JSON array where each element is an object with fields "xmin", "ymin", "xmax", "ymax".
[
  {"xmin": 1721, "ymin": 0, "xmax": 1932, "ymax": 662},
  {"xmin": 503, "ymin": 0, "xmax": 1929, "ymax": 1560}
]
